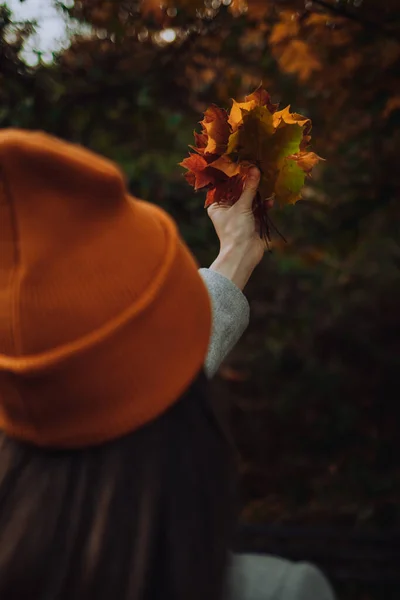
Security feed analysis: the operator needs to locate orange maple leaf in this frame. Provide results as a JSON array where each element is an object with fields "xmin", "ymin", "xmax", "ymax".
[
  {"xmin": 229, "ymin": 84, "xmax": 278, "ymax": 132},
  {"xmin": 207, "ymin": 155, "xmax": 243, "ymax": 178},
  {"xmin": 205, "ymin": 174, "xmax": 245, "ymax": 208},
  {"xmin": 200, "ymin": 105, "xmax": 230, "ymax": 155},
  {"xmin": 180, "ymin": 86, "xmax": 324, "ymax": 237},
  {"xmin": 276, "ymin": 40, "xmax": 322, "ymax": 83},
  {"xmin": 179, "ymin": 154, "xmax": 215, "ymax": 190},
  {"xmin": 269, "ymin": 10, "xmax": 300, "ymax": 45},
  {"xmin": 192, "ymin": 131, "xmax": 208, "ymax": 153}
]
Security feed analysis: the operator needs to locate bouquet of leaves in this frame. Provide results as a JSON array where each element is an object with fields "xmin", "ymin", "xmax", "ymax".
[{"xmin": 180, "ymin": 86, "xmax": 323, "ymax": 243}]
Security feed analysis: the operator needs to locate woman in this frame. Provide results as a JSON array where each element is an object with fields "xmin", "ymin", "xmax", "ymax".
[{"xmin": 0, "ymin": 129, "xmax": 334, "ymax": 600}]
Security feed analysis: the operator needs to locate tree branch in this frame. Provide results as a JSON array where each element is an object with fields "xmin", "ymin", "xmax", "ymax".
[{"xmin": 308, "ymin": 0, "xmax": 399, "ymax": 39}]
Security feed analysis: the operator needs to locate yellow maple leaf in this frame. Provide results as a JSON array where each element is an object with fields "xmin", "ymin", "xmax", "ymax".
[
  {"xmin": 180, "ymin": 86, "xmax": 324, "ymax": 232},
  {"xmin": 276, "ymin": 40, "xmax": 322, "ymax": 83}
]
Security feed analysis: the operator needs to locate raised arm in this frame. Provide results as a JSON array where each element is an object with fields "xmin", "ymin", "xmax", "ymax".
[{"xmin": 199, "ymin": 168, "xmax": 272, "ymax": 377}]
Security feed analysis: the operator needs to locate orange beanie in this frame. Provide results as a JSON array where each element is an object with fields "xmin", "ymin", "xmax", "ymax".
[{"xmin": 0, "ymin": 129, "xmax": 212, "ymax": 448}]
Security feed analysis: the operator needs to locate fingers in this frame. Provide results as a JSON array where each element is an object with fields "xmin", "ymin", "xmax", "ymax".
[
  {"xmin": 235, "ymin": 167, "xmax": 260, "ymax": 211},
  {"xmin": 207, "ymin": 202, "xmax": 229, "ymax": 219},
  {"xmin": 207, "ymin": 168, "xmax": 274, "ymax": 218}
]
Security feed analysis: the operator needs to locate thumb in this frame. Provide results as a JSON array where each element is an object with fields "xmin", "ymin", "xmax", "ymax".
[{"xmin": 236, "ymin": 167, "xmax": 260, "ymax": 211}]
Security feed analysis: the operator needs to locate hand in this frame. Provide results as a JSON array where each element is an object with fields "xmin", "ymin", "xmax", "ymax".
[{"xmin": 207, "ymin": 168, "xmax": 273, "ymax": 290}]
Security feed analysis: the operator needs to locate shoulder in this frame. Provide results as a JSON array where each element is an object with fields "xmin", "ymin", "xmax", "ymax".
[{"xmin": 228, "ymin": 554, "xmax": 335, "ymax": 600}]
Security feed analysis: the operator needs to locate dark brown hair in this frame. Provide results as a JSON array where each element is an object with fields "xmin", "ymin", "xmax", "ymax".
[{"xmin": 0, "ymin": 372, "xmax": 236, "ymax": 600}]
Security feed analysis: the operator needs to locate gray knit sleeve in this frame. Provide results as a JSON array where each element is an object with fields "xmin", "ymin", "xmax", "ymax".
[
  {"xmin": 227, "ymin": 554, "xmax": 336, "ymax": 600},
  {"xmin": 199, "ymin": 268, "xmax": 250, "ymax": 379}
]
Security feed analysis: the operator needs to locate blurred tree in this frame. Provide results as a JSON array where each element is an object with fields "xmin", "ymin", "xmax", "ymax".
[{"xmin": 2, "ymin": 0, "xmax": 400, "ymax": 543}]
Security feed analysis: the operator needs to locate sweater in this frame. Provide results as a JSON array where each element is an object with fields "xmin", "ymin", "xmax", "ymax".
[
  {"xmin": 199, "ymin": 269, "xmax": 337, "ymax": 600},
  {"xmin": 199, "ymin": 268, "xmax": 250, "ymax": 378}
]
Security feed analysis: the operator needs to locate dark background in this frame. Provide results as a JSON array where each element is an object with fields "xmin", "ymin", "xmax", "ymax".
[{"xmin": 1, "ymin": 0, "xmax": 399, "ymax": 597}]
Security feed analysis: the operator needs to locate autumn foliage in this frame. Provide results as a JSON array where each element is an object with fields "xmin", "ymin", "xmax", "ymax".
[
  {"xmin": 180, "ymin": 86, "xmax": 322, "ymax": 239},
  {"xmin": 3, "ymin": 2, "xmax": 400, "ymax": 593}
]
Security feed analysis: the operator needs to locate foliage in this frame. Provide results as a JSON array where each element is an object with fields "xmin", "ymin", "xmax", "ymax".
[
  {"xmin": 2, "ymin": 3, "xmax": 400, "ymax": 596},
  {"xmin": 180, "ymin": 86, "xmax": 322, "ymax": 229}
]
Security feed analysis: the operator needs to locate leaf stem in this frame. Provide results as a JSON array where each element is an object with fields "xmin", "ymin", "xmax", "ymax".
[{"xmin": 267, "ymin": 214, "xmax": 288, "ymax": 244}]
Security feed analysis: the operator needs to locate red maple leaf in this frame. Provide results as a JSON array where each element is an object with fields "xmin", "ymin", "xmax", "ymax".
[
  {"xmin": 179, "ymin": 154, "xmax": 215, "ymax": 190},
  {"xmin": 205, "ymin": 174, "xmax": 245, "ymax": 207},
  {"xmin": 180, "ymin": 85, "xmax": 323, "ymax": 237},
  {"xmin": 199, "ymin": 104, "xmax": 230, "ymax": 155}
]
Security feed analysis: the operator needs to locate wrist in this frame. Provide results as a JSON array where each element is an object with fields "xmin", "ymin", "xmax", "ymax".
[{"xmin": 209, "ymin": 244, "xmax": 257, "ymax": 290}]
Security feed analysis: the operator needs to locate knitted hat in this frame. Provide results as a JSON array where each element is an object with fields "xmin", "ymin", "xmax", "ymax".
[{"xmin": 0, "ymin": 129, "xmax": 212, "ymax": 448}]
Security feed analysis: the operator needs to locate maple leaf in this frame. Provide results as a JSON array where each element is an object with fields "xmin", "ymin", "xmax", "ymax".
[
  {"xmin": 180, "ymin": 86, "xmax": 324, "ymax": 238},
  {"xmin": 228, "ymin": 84, "xmax": 278, "ymax": 132},
  {"xmin": 205, "ymin": 174, "xmax": 245, "ymax": 208},
  {"xmin": 179, "ymin": 154, "xmax": 215, "ymax": 190},
  {"xmin": 226, "ymin": 130, "xmax": 240, "ymax": 155},
  {"xmin": 200, "ymin": 105, "xmax": 230, "ymax": 155},
  {"xmin": 247, "ymin": 86, "xmax": 279, "ymax": 113},
  {"xmin": 184, "ymin": 170, "xmax": 196, "ymax": 187},
  {"xmin": 273, "ymin": 105, "xmax": 310, "ymax": 130},
  {"xmin": 192, "ymin": 130, "xmax": 207, "ymax": 153},
  {"xmin": 276, "ymin": 40, "xmax": 322, "ymax": 83},
  {"xmin": 269, "ymin": 10, "xmax": 300, "ymax": 45},
  {"xmin": 274, "ymin": 157, "xmax": 307, "ymax": 206},
  {"xmin": 208, "ymin": 154, "xmax": 250, "ymax": 178}
]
